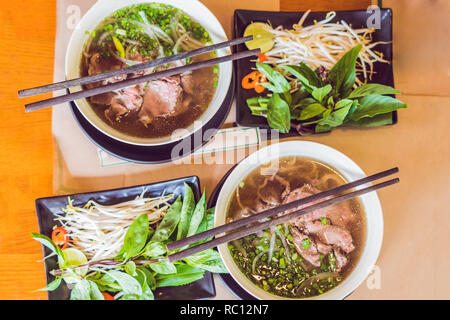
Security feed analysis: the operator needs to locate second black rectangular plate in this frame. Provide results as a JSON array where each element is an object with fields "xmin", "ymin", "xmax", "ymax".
[
  {"xmin": 35, "ymin": 176, "xmax": 216, "ymax": 300},
  {"xmin": 233, "ymin": 8, "xmax": 396, "ymax": 135}
]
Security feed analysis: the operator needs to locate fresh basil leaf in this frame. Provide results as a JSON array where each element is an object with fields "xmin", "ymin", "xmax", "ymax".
[
  {"xmin": 70, "ymin": 279, "xmax": 91, "ymax": 300},
  {"xmin": 124, "ymin": 261, "xmax": 137, "ymax": 276},
  {"xmin": 121, "ymin": 214, "xmax": 149, "ymax": 261},
  {"xmin": 327, "ymin": 96, "xmax": 334, "ymax": 107},
  {"xmin": 281, "ymin": 65, "xmax": 317, "ymax": 94},
  {"xmin": 106, "ymin": 270, "xmax": 142, "ymax": 296},
  {"xmin": 195, "ymin": 208, "xmax": 214, "ymax": 235},
  {"xmin": 88, "ymin": 280, "xmax": 104, "ymax": 300},
  {"xmin": 267, "ymin": 93, "xmax": 291, "ymax": 133},
  {"xmin": 311, "ymin": 84, "xmax": 332, "ymax": 103},
  {"xmin": 348, "ymin": 83, "xmax": 401, "ymax": 99},
  {"xmin": 142, "ymin": 242, "xmax": 167, "ymax": 258},
  {"xmin": 327, "ymin": 44, "xmax": 362, "ymax": 98},
  {"xmin": 315, "ymin": 103, "xmax": 353, "ymax": 132},
  {"xmin": 34, "ymin": 277, "xmax": 62, "ymax": 292},
  {"xmin": 344, "ymin": 112, "xmax": 394, "ymax": 127},
  {"xmin": 155, "ymin": 264, "xmax": 204, "ymax": 288},
  {"xmin": 335, "ymin": 98, "xmax": 354, "ymax": 110},
  {"xmin": 282, "ymin": 91, "xmax": 292, "ymax": 106},
  {"xmin": 188, "ymin": 208, "xmax": 215, "ymax": 247},
  {"xmin": 185, "ymin": 249, "xmax": 228, "ymax": 274},
  {"xmin": 31, "ymin": 232, "xmax": 65, "ymax": 265},
  {"xmin": 177, "ymin": 183, "xmax": 195, "ymax": 240},
  {"xmin": 119, "ymin": 293, "xmax": 140, "ymax": 300},
  {"xmin": 89, "ymin": 273, "xmax": 122, "ymax": 292},
  {"xmin": 247, "ymin": 96, "xmax": 270, "ymax": 116},
  {"xmin": 138, "ymin": 267, "xmax": 156, "ymax": 291},
  {"xmin": 298, "ymin": 103, "xmax": 327, "ymax": 120},
  {"xmin": 256, "ymin": 62, "xmax": 291, "ymax": 93},
  {"xmin": 291, "ymin": 87, "xmax": 310, "ymax": 105},
  {"xmin": 322, "ymin": 109, "xmax": 331, "ymax": 119},
  {"xmin": 151, "ymin": 196, "xmax": 182, "ymax": 243},
  {"xmin": 186, "ymin": 191, "xmax": 207, "ymax": 237},
  {"xmin": 148, "ymin": 260, "xmax": 177, "ymax": 274},
  {"xmin": 133, "ymin": 269, "xmax": 154, "ymax": 300},
  {"xmin": 295, "ymin": 63, "xmax": 324, "ymax": 87},
  {"xmin": 350, "ymin": 94, "xmax": 407, "ymax": 121},
  {"xmin": 291, "ymin": 97, "xmax": 317, "ymax": 110}
]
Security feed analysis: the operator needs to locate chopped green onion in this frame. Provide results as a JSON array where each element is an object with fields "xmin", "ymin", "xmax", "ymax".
[{"xmin": 301, "ymin": 238, "xmax": 311, "ymax": 250}]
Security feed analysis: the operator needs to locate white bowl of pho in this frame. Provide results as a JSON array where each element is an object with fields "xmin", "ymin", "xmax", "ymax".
[
  {"xmin": 215, "ymin": 141, "xmax": 383, "ymax": 300},
  {"xmin": 65, "ymin": 0, "xmax": 232, "ymax": 146}
]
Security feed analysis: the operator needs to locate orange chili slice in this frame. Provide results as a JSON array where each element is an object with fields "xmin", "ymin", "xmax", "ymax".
[
  {"xmin": 257, "ymin": 53, "xmax": 268, "ymax": 63},
  {"xmin": 102, "ymin": 292, "xmax": 115, "ymax": 300},
  {"xmin": 242, "ymin": 71, "xmax": 267, "ymax": 93},
  {"xmin": 51, "ymin": 226, "xmax": 68, "ymax": 249},
  {"xmin": 241, "ymin": 71, "xmax": 260, "ymax": 89}
]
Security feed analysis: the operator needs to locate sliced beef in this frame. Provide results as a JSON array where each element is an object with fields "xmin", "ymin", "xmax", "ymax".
[
  {"xmin": 257, "ymin": 174, "xmax": 290, "ymax": 206},
  {"xmin": 291, "ymin": 227, "xmax": 321, "ymax": 267},
  {"xmin": 333, "ymin": 248, "xmax": 348, "ymax": 272},
  {"xmin": 316, "ymin": 241, "xmax": 332, "ymax": 255},
  {"xmin": 90, "ymin": 92, "xmax": 115, "ymax": 105},
  {"xmin": 305, "ymin": 221, "xmax": 355, "ymax": 253},
  {"xmin": 104, "ymin": 86, "xmax": 143, "ymax": 123},
  {"xmin": 319, "ymin": 201, "xmax": 355, "ymax": 228},
  {"xmin": 181, "ymin": 74, "xmax": 195, "ymax": 95},
  {"xmin": 87, "ymin": 53, "xmax": 126, "ymax": 86},
  {"xmin": 283, "ymin": 187, "xmax": 325, "ymax": 221},
  {"xmin": 86, "ymin": 53, "xmax": 127, "ymax": 108},
  {"xmin": 104, "ymin": 102, "xmax": 128, "ymax": 123},
  {"xmin": 283, "ymin": 185, "xmax": 355, "ymax": 228},
  {"xmin": 138, "ymin": 76, "xmax": 185, "ymax": 126}
]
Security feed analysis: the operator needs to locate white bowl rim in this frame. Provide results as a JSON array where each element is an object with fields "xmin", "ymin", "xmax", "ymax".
[
  {"xmin": 215, "ymin": 141, "xmax": 384, "ymax": 300},
  {"xmin": 65, "ymin": 0, "xmax": 232, "ymax": 146}
]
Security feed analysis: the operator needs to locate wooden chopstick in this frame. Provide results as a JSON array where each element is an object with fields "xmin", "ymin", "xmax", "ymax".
[
  {"xmin": 24, "ymin": 48, "xmax": 260, "ymax": 112},
  {"xmin": 166, "ymin": 167, "xmax": 399, "ymax": 251},
  {"xmin": 18, "ymin": 35, "xmax": 254, "ymax": 98},
  {"xmin": 167, "ymin": 177, "xmax": 399, "ymax": 263}
]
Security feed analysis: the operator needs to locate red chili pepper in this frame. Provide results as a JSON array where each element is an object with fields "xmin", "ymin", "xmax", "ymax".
[
  {"xmin": 258, "ymin": 53, "xmax": 268, "ymax": 63},
  {"xmin": 102, "ymin": 292, "xmax": 115, "ymax": 300},
  {"xmin": 51, "ymin": 226, "xmax": 68, "ymax": 249},
  {"xmin": 241, "ymin": 71, "xmax": 260, "ymax": 89},
  {"xmin": 242, "ymin": 71, "xmax": 267, "ymax": 93},
  {"xmin": 254, "ymin": 73, "xmax": 267, "ymax": 93}
]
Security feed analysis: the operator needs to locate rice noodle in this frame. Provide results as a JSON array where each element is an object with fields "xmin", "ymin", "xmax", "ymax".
[{"xmin": 55, "ymin": 191, "xmax": 173, "ymax": 261}]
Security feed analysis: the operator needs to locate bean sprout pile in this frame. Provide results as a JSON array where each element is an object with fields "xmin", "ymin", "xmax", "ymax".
[
  {"xmin": 55, "ymin": 190, "xmax": 173, "ymax": 261},
  {"xmin": 262, "ymin": 11, "xmax": 390, "ymax": 86}
]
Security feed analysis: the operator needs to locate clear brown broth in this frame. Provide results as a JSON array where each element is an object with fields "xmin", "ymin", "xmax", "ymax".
[
  {"xmin": 226, "ymin": 157, "xmax": 366, "ymax": 298},
  {"xmin": 81, "ymin": 47, "xmax": 216, "ymax": 139}
]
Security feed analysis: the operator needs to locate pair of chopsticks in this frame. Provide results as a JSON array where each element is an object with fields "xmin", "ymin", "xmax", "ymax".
[
  {"xmin": 19, "ymin": 36, "xmax": 258, "ymax": 112},
  {"xmin": 165, "ymin": 167, "xmax": 400, "ymax": 262}
]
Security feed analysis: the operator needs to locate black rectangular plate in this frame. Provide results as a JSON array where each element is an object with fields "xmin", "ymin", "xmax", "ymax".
[
  {"xmin": 35, "ymin": 176, "xmax": 216, "ymax": 300},
  {"xmin": 233, "ymin": 8, "xmax": 396, "ymax": 136}
]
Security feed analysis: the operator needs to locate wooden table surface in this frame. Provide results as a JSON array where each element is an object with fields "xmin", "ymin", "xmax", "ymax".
[{"xmin": 5, "ymin": 0, "xmax": 446, "ymax": 300}]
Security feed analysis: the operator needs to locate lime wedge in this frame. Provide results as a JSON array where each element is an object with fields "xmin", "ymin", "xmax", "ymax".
[
  {"xmin": 243, "ymin": 22, "xmax": 275, "ymax": 53},
  {"xmin": 61, "ymin": 248, "xmax": 88, "ymax": 284}
]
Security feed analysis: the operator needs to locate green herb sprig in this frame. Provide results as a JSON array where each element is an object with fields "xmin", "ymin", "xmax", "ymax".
[
  {"xmin": 247, "ymin": 45, "xmax": 407, "ymax": 134},
  {"xmin": 31, "ymin": 183, "xmax": 227, "ymax": 300}
]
